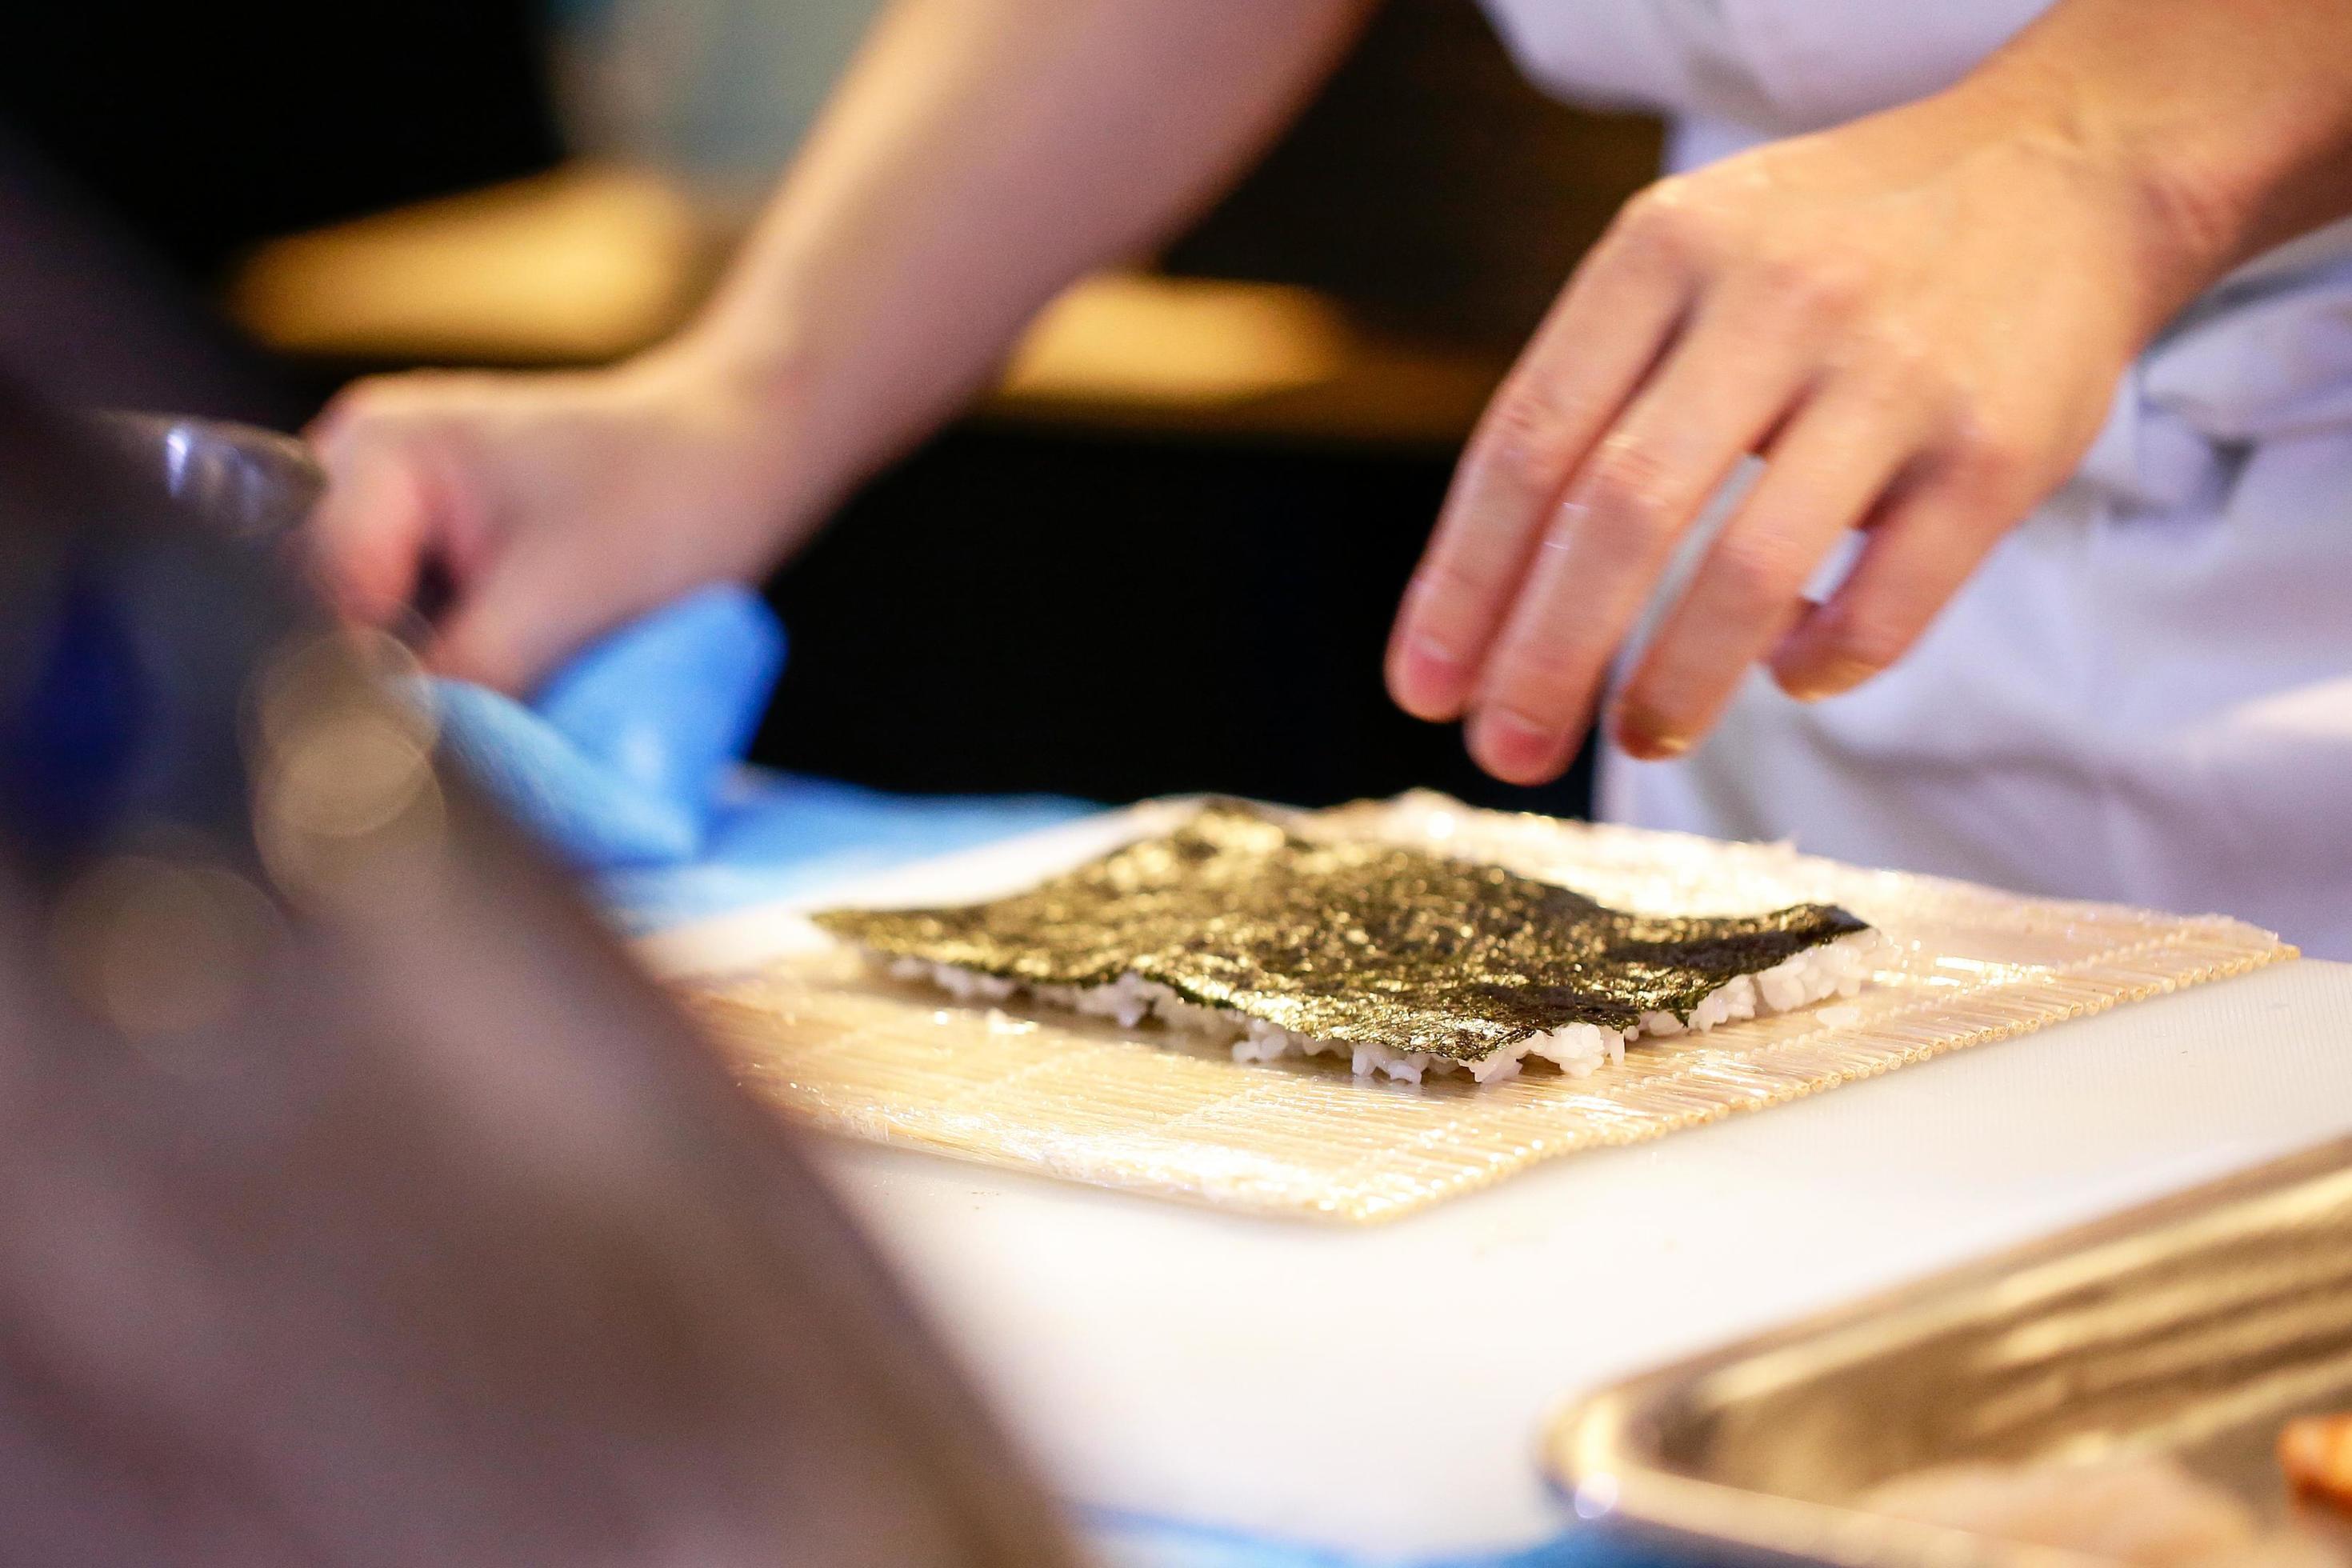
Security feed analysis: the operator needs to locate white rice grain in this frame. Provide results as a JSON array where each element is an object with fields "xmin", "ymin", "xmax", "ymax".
[{"xmin": 869, "ymin": 928, "xmax": 1890, "ymax": 1086}]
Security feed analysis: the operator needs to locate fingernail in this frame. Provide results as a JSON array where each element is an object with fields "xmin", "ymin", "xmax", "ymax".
[
  {"xmin": 1782, "ymin": 658, "xmax": 1876, "ymax": 702},
  {"xmin": 1616, "ymin": 711, "xmax": 1690, "ymax": 761},
  {"xmin": 1471, "ymin": 706, "xmax": 1558, "ymax": 778},
  {"xmin": 1403, "ymin": 633, "xmax": 1457, "ymax": 680},
  {"xmin": 1393, "ymin": 634, "xmax": 1465, "ymax": 718}
]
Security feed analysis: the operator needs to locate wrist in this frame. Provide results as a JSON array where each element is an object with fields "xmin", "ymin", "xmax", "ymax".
[
  {"xmin": 1916, "ymin": 70, "xmax": 2242, "ymax": 342},
  {"xmin": 642, "ymin": 304, "xmax": 823, "ymax": 430},
  {"xmin": 1942, "ymin": 2, "xmax": 2352, "ymax": 329},
  {"xmin": 623, "ymin": 306, "xmax": 873, "ymax": 567}
]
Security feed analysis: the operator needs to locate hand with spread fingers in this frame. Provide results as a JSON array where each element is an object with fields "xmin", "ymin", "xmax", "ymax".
[
  {"xmin": 1386, "ymin": 99, "xmax": 2182, "ymax": 783},
  {"xmin": 1387, "ymin": 0, "xmax": 2352, "ymax": 784}
]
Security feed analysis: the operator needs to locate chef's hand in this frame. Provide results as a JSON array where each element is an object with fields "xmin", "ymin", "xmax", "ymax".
[
  {"xmin": 1384, "ymin": 87, "xmax": 2204, "ymax": 782},
  {"xmin": 307, "ymin": 347, "xmax": 808, "ymax": 694},
  {"xmin": 306, "ymin": 0, "xmax": 1375, "ymax": 697}
]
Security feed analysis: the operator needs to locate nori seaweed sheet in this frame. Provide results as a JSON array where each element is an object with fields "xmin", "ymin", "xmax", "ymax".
[{"xmin": 812, "ymin": 804, "xmax": 1872, "ymax": 1064}]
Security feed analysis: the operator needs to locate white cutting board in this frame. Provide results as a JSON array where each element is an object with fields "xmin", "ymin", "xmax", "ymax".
[{"xmin": 641, "ymin": 814, "xmax": 2352, "ymax": 1560}]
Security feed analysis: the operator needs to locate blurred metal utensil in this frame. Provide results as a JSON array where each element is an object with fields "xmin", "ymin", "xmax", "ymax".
[
  {"xmin": 97, "ymin": 412, "xmax": 324, "ymax": 544},
  {"xmin": 93, "ymin": 410, "xmax": 453, "ymax": 650},
  {"xmin": 1550, "ymin": 1135, "xmax": 2352, "ymax": 1567}
]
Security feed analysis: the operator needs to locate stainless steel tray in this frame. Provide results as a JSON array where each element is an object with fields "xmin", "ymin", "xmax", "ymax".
[{"xmin": 1550, "ymin": 1136, "xmax": 2352, "ymax": 1566}]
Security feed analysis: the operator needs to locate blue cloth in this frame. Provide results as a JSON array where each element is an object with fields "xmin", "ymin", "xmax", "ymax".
[
  {"xmin": 425, "ymin": 586, "xmax": 1097, "ymax": 930},
  {"xmin": 596, "ymin": 770, "xmax": 1094, "ymax": 932},
  {"xmin": 1084, "ymin": 1510, "xmax": 1678, "ymax": 1568},
  {"xmin": 430, "ymin": 586, "xmax": 785, "ymax": 869}
]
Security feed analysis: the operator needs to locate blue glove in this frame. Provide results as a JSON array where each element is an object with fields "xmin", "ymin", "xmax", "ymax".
[{"xmin": 427, "ymin": 586, "xmax": 786, "ymax": 871}]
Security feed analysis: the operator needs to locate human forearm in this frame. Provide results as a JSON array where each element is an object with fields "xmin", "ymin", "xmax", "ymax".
[
  {"xmin": 672, "ymin": 0, "xmax": 1371, "ymax": 513},
  {"xmin": 304, "ymin": 0, "xmax": 1366, "ymax": 692}
]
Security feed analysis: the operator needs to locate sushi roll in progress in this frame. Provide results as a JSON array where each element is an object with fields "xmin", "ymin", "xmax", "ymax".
[{"xmin": 814, "ymin": 804, "xmax": 1886, "ymax": 1085}]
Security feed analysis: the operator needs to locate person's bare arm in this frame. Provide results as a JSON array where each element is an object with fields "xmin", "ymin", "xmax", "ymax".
[
  {"xmin": 311, "ymin": 0, "xmax": 1370, "ymax": 691},
  {"xmin": 687, "ymin": 0, "xmax": 1375, "ymax": 508},
  {"xmin": 1386, "ymin": 0, "xmax": 2352, "ymax": 783}
]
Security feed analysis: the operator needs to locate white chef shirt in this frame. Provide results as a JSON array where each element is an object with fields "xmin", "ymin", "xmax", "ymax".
[{"xmin": 1478, "ymin": 0, "xmax": 2352, "ymax": 957}]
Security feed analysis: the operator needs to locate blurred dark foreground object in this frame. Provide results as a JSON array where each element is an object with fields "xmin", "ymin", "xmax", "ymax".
[{"xmin": 0, "ymin": 402, "xmax": 1080, "ymax": 1563}]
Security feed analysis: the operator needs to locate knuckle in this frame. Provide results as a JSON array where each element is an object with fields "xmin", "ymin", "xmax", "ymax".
[
  {"xmin": 1412, "ymin": 552, "xmax": 1506, "ymax": 612},
  {"xmin": 1709, "ymin": 532, "xmax": 1809, "ymax": 611},
  {"xmin": 1852, "ymin": 322, "xmax": 1936, "ymax": 388},
  {"xmin": 314, "ymin": 382, "xmax": 374, "ymax": 426},
  {"xmin": 1810, "ymin": 602, "xmax": 1911, "ymax": 674},
  {"xmin": 1577, "ymin": 440, "xmax": 1678, "ymax": 546},
  {"xmin": 1946, "ymin": 414, "xmax": 2036, "ymax": 494},
  {"xmin": 1614, "ymin": 182, "xmax": 1710, "ymax": 265},
  {"xmin": 1828, "ymin": 346, "xmax": 1942, "ymax": 434},
  {"xmin": 1760, "ymin": 254, "xmax": 1865, "ymax": 322},
  {"xmin": 1491, "ymin": 631, "xmax": 1597, "ymax": 700},
  {"xmin": 313, "ymin": 382, "xmax": 442, "ymax": 462},
  {"xmin": 1471, "ymin": 390, "xmax": 1571, "ymax": 493},
  {"xmin": 308, "ymin": 387, "xmax": 384, "ymax": 453}
]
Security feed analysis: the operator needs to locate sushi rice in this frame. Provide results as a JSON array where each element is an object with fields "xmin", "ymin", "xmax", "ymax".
[{"xmin": 873, "ymin": 926, "xmax": 1889, "ymax": 1086}]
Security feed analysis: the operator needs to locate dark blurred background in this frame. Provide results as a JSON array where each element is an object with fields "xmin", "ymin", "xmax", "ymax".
[{"xmin": 4, "ymin": 0, "xmax": 1660, "ymax": 815}]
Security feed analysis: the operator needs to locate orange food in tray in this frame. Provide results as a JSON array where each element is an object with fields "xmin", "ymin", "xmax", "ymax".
[{"xmin": 2281, "ymin": 1416, "xmax": 2352, "ymax": 1510}]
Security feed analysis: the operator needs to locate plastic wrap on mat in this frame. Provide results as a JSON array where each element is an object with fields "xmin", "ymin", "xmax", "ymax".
[{"xmin": 682, "ymin": 793, "xmax": 2296, "ymax": 1224}]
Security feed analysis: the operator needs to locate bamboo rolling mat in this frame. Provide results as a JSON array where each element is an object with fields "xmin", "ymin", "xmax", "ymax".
[{"xmin": 685, "ymin": 794, "xmax": 2294, "ymax": 1223}]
